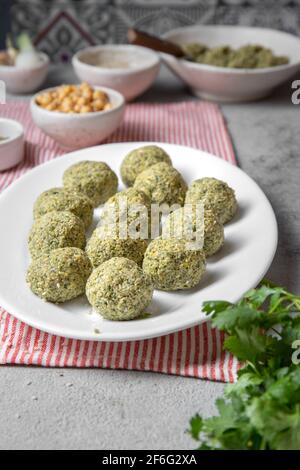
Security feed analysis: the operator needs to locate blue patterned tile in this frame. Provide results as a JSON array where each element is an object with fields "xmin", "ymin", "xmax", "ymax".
[{"xmin": 8, "ymin": 0, "xmax": 300, "ymax": 62}]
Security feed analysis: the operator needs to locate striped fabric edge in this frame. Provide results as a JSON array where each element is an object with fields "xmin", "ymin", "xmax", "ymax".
[
  {"xmin": 0, "ymin": 100, "xmax": 238, "ymax": 382},
  {"xmin": 0, "ymin": 308, "xmax": 239, "ymax": 381}
]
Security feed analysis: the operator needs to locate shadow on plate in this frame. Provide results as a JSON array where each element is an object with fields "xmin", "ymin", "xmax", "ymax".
[
  {"xmin": 144, "ymin": 294, "xmax": 176, "ymax": 318},
  {"xmin": 166, "ymin": 267, "xmax": 227, "ymax": 298},
  {"xmin": 61, "ymin": 294, "xmax": 91, "ymax": 314},
  {"xmin": 208, "ymin": 236, "xmax": 244, "ymax": 263},
  {"xmin": 225, "ymin": 201, "xmax": 250, "ymax": 226}
]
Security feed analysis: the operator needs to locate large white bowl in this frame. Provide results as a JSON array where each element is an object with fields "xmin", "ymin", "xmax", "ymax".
[
  {"xmin": 72, "ymin": 45, "xmax": 160, "ymax": 101},
  {"xmin": 30, "ymin": 86, "xmax": 125, "ymax": 149},
  {"xmin": 162, "ymin": 25, "xmax": 300, "ymax": 102},
  {"xmin": 0, "ymin": 52, "xmax": 49, "ymax": 94},
  {"xmin": 0, "ymin": 118, "xmax": 24, "ymax": 171}
]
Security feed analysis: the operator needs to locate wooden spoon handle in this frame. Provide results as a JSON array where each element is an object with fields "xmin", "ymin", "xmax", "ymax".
[{"xmin": 127, "ymin": 28, "xmax": 185, "ymax": 58}]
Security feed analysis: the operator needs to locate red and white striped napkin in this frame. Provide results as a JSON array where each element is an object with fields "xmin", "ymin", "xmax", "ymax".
[{"xmin": 0, "ymin": 101, "xmax": 239, "ymax": 381}]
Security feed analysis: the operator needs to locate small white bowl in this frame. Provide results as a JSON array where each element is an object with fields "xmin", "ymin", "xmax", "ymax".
[
  {"xmin": 30, "ymin": 85, "xmax": 125, "ymax": 150},
  {"xmin": 162, "ymin": 25, "xmax": 300, "ymax": 102},
  {"xmin": 0, "ymin": 52, "xmax": 49, "ymax": 94},
  {"xmin": 72, "ymin": 45, "xmax": 160, "ymax": 101},
  {"xmin": 0, "ymin": 118, "xmax": 24, "ymax": 171}
]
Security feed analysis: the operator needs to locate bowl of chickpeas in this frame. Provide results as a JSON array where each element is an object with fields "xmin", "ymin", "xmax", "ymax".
[{"xmin": 30, "ymin": 82, "xmax": 125, "ymax": 149}]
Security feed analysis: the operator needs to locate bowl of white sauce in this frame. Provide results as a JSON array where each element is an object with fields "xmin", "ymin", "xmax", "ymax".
[
  {"xmin": 0, "ymin": 118, "xmax": 24, "ymax": 171},
  {"xmin": 72, "ymin": 45, "xmax": 160, "ymax": 101}
]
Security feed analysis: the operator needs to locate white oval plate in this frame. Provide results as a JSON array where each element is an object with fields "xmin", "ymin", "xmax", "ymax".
[{"xmin": 0, "ymin": 142, "xmax": 277, "ymax": 342}]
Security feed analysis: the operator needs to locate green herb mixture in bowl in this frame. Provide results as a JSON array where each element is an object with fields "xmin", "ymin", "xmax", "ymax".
[
  {"xmin": 183, "ymin": 43, "xmax": 288, "ymax": 69},
  {"xmin": 162, "ymin": 25, "xmax": 300, "ymax": 101}
]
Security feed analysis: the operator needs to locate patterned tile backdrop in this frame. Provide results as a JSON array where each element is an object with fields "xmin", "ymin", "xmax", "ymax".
[{"xmin": 2, "ymin": 0, "xmax": 300, "ymax": 62}]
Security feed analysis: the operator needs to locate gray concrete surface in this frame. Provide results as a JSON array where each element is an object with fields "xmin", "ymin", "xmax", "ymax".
[{"xmin": 1, "ymin": 65, "xmax": 299, "ymax": 450}]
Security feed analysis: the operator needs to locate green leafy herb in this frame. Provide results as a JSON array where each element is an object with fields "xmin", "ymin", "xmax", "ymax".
[{"xmin": 188, "ymin": 280, "xmax": 300, "ymax": 450}]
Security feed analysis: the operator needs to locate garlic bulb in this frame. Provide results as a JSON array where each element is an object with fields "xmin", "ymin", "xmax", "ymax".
[{"xmin": 15, "ymin": 33, "xmax": 42, "ymax": 69}]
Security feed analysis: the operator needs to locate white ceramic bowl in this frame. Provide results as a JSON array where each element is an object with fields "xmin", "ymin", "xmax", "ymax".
[
  {"xmin": 162, "ymin": 25, "xmax": 300, "ymax": 102},
  {"xmin": 72, "ymin": 45, "xmax": 160, "ymax": 101},
  {"xmin": 30, "ymin": 86, "xmax": 125, "ymax": 150},
  {"xmin": 0, "ymin": 118, "xmax": 24, "ymax": 171},
  {"xmin": 0, "ymin": 53, "xmax": 49, "ymax": 94}
]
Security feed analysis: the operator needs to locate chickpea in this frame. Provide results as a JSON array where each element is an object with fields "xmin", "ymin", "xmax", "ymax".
[
  {"xmin": 36, "ymin": 93, "xmax": 51, "ymax": 106},
  {"xmin": 80, "ymin": 82, "xmax": 91, "ymax": 90},
  {"xmin": 93, "ymin": 90, "xmax": 107, "ymax": 101},
  {"xmin": 104, "ymin": 103, "xmax": 113, "ymax": 111},
  {"xmin": 76, "ymin": 96, "xmax": 88, "ymax": 106},
  {"xmin": 62, "ymin": 97, "xmax": 73, "ymax": 106},
  {"xmin": 46, "ymin": 102, "xmax": 58, "ymax": 111},
  {"xmin": 57, "ymin": 88, "xmax": 68, "ymax": 99},
  {"xmin": 80, "ymin": 105, "xmax": 92, "ymax": 113},
  {"xmin": 82, "ymin": 89, "xmax": 93, "ymax": 100},
  {"xmin": 93, "ymin": 99, "xmax": 106, "ymax": 111},
  {"xmin": 63, "ymin": 85, "xmax": 73, "ymax": 94},
  {"xmin": 69, "ymin": 93, "xmax": 78, "ymax": 102},
  {"xmin": 61, "ymin": 104, "xmax": 72, "ymax": 113}
]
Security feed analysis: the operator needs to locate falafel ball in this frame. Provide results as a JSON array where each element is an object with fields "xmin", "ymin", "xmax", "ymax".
[
  {"xmin": 27, "ymin": 247, "xmax": 92, "ymax": 303},
  {"xmin": 33, "ymin": 187, "xmax": 93, "ymax": 229},
  {"xmin": 163, "ymin": 206, "xmax": 224, "ymax": 257},
  {"xmin": 101, "ymin": 187, "xmax": 151, "ymax": 238},
  {"xmin": 185, "ymin": 177, "xmax": 237, "ymax": 224},
  {"xmin": 28, "ymin": 211, "xmax": 86, "ymax": 259},
  {"xmin": 63, "ymin": 160, "xmax": 118, "ymax": 207},
  {"xmin": 142, "ymin": 237, "xmax": 206, "ymax": 291},
  {"xmin": 121, "ymin": 145, "xmax": 172, "ymax": 187},
  {"xmin": 134, "ymin": 162, "xmax": 187, "ymax": 206},
  {"xmin": 86, "ymin": 226, "xmax": 148, "ymax": 268},
  {"xmin": 86, "ymin": 257, "xmax": 153, "ymax": 320}
]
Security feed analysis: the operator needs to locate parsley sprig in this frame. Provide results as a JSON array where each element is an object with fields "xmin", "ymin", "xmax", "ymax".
[{"xmin": 189, "ymin": 281, "xmax": 300, "ymax": 450}]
